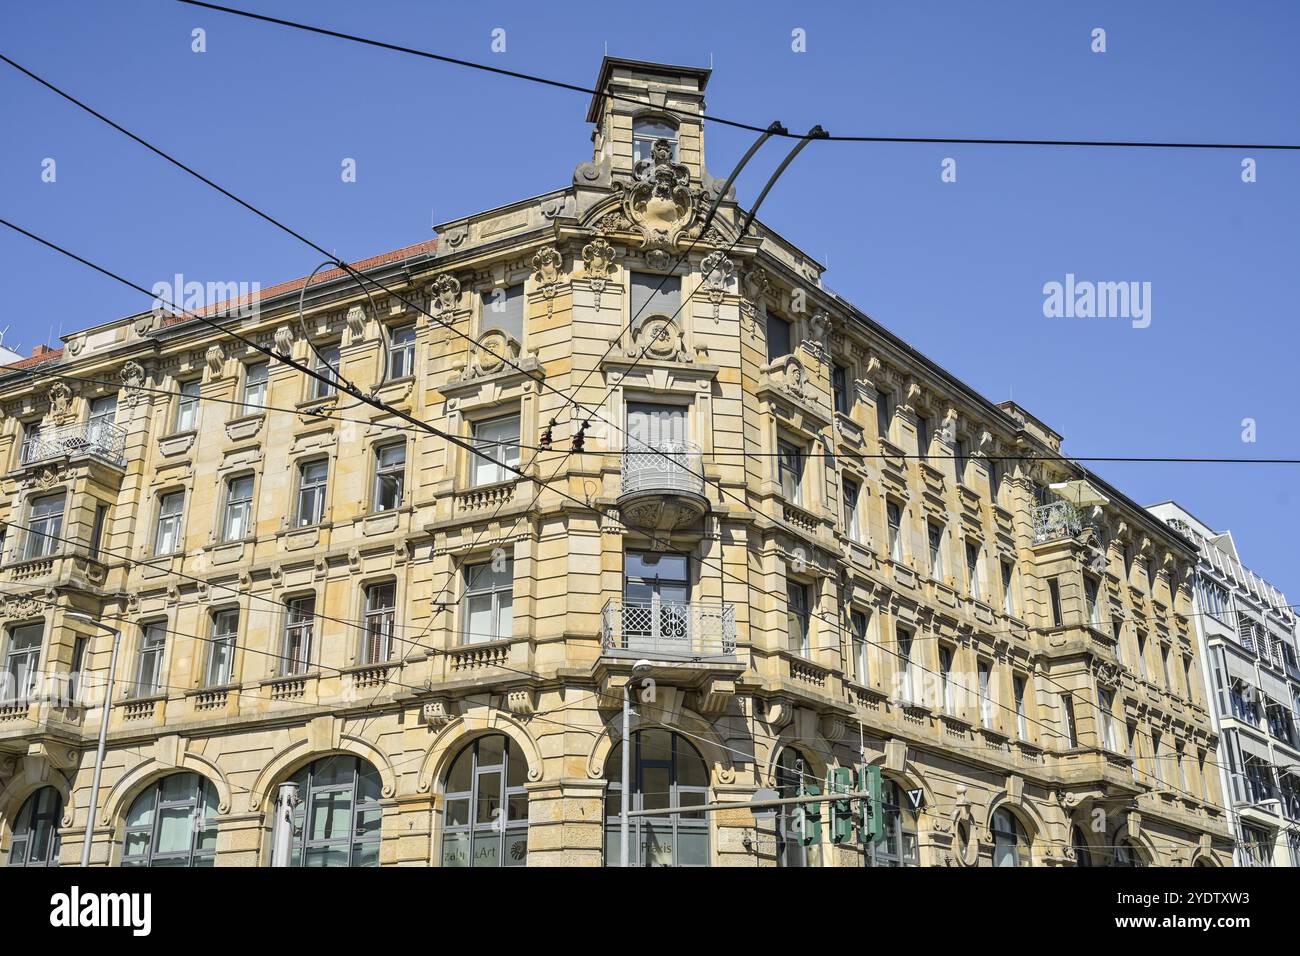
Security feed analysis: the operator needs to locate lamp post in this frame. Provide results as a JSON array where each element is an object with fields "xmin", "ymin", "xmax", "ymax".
[
  {"xmin": 67, "ymin": 612, "xmax": 122, "ymax": 868},
  {"xmin": 621, "ymin": 660, "xmax": 652, "ymax": 868}
]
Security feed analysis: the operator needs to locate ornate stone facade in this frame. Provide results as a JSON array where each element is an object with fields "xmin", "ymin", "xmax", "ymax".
[{"xmin": 0, "ymin": 58, "xmax": 1229, "ymax": 868}]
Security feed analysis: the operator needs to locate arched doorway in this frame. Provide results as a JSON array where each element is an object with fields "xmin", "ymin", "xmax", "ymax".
[
  {"xmin": 605, "ymin": 729, "xmax": 709, "ymax": 867},
  {"xmin": 7, "ymin": 787, "xmax": 62, "ymax": 867},
  {"xmin": 283, "ymin": 756, "xmax": 382, "ymax": 867},
  {"xmin": 774, "ymin": 747, "xmax": 818, "ymax": 867},
  {"xmin": 440, "ymin": 735, "xmax": 529, "ymax": 867},
  {"xmin": 865, "ymin": 778, "xmax": 919, "ymax": 867},
  {"xmin": 990, "ymin": 807, "xmax": 1032, "ymax": 866},
  {"xmin": 121, "ymin": 773, "xmax": 219, "ymax": 867},
  {"xmin": 1071, "ymin": 824, "xmax": 1094, "ymax": 867}
]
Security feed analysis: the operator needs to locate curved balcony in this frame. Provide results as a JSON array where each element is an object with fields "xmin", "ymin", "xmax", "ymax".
[
  {"xmin": 617, "ymin": 439, "xmax": 708, "ymax": 533},
  {"xmin": 21, "ymin": 421, "xmax": 127, "ymax": 469}
]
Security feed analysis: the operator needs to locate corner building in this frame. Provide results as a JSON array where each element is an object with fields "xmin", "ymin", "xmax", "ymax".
[{"xmin": 0, "ymin": 58, "xmax": 1231, "ymax": 867}]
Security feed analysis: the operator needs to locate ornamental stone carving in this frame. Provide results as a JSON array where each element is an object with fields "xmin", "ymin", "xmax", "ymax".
[
  {"xmin": 701, "ymin": 249, "xmax": 734, "ymax": 323},
  {"xmin": 273, "ymin": 324, "xmax": 294, "ymax": 357},
  {"xmin": 205, "ymin": 343, "xmax": 225, "ymax": 378},
  {"xmin": 531, "ymin": 246, "xmax": 565, "ymax": 316},
  {"xmin": 628, "ymin": 315, "xmax": 688, "ymax": 364},
  {"xmin": 119, "ymin": 361, "xmax": 146, "ymax": 408},
  {"xmin": 344, "ymin": 305, "xmax": 367, "ymax": 339},
  {"xmin": 623, "ymin": 138, "xmax": 696, "ymax": 265},
  {"xmin": 429, "ymin": 274, "xmax": 461, "ymax": 315},
  {"xmin": 46, "ymin": 382, "xmax": 73, "ymax": 424},
  {"xmin": 581, "ymin": 237, "xmax": 618, "ymax": 309}
]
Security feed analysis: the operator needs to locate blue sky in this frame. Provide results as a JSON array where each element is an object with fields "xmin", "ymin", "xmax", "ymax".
[{"xmin": 3, "ymin": 1, "xmax": 1298, "ymax": 592}]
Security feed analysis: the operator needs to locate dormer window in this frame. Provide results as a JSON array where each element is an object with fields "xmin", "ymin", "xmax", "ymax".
[{"xmin": 633, "ymin": 117, "xmax": 678, "ymax": 166}]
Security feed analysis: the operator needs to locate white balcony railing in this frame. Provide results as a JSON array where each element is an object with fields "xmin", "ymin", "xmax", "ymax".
[
  {"xmin": 600, "ymin": 598, "xmax": 737, "ymax": 662},
  {"xmin": 620, "ymin": 439, "xmax": 705, "ymax": 499},
  {"xmin": 21, "ymin": 421, "xmax": 127, "ymax": 468}
]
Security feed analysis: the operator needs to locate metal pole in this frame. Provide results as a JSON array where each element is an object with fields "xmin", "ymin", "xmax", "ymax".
[
  {"xmin": 620, "ymin": 682, "xmax": 631, "ymax": 867},
  {"xmin": 271, "ymin": 782, "xmax": 301, "ymax": 867},
  {"xmin": 80, "ymin": 624, "xmax": 121, "ymax": 867}
]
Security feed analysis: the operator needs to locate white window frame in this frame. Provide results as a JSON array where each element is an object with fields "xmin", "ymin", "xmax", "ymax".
[
  {"xmin": 471, "ymin": 415, "xmax": 521, "ymax": 486},
  {"xmin": 154, "ymin": 490, "xmax": 185, "ymax": 556},
  {"xmin": 222, "ymin": 475, "xmax": 254, "ymax": 542},
  {"xmin": 241, "ymin": 362, "xmax": 268, "ymax": 415}
]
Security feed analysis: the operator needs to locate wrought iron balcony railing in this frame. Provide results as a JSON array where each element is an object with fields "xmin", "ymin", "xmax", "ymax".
[
  {"xmin": 21, "ymin": 421, "xmax": 127, "ymax": 468},
  {"xmin": 620, "ymin": 439, "xmax": 705, "ymax": 498},
  {"xmin": 1032, "ymin": 499, "xmax": 1084, "ymax": 544},
  {"xmin": 600, "ymin": 598, "xmax": 737, "ymax": 662}
]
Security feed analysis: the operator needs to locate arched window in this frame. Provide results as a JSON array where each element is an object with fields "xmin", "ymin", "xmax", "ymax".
[
  {"xmin": 1071, "ymin": 825, "xmax": 1093, "ymax": 867},
  {"xmin": 775, "ymin": 748, "xmax": 817, "ymax": 867},
  {"xmin": 633, "ymin": 117, "xmax": 679, "ymax": 166},
  {"xmin": 8, "ymin": 787, "xmax": 62, "ymax": 867},
  {"xmin": 1112, "ymin": 836, "xmax": 1143, "ymax": 867},
  {"xmin": 121, "ymin": 773, "xmax": 218, "ymax": 867},
  {"xmin": 605, "ymin": 729, "xmax": 709, "ymax": 867},
  {"xmin": 441, "ymin": 735, "xmax": 529, "ymax": 867},
  {"xmin": 285, "ymin": 756, "xmax": 383, "ymax": 867},
  {"xmin": 865, "ymin": 779, "xmax": 918, "ymax": 867},
  {"xmin": 991, "ymin": 808, "xmax": 1030, "ymax": 867}
]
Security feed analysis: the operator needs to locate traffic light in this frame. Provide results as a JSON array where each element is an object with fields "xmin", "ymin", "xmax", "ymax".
[
  {"xmin": 794, "ymin": 781, "xmax": 822, "ymax": 847},
  {"xmin": 856, "ymin": 765, "xmax": 884, "ymax": 845},
  {"xmin": 826, "ymin": 768, "xmax": 854, "ymax": 844}
]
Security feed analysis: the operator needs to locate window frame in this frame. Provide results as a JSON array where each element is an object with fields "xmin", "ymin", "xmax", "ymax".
[
  {"xmin": 174, "ymin": 378, "xmax": 201, "ymax": 432},
  {"xmin": 2, "ymin": 623, "xmax": 44, "ymax": 705},
  {"xmin": 470, "ymin": 414, "xmax": 521, "ymax": 487},
  {"xmin": 777, "ymin": 439, "xmax": 805, "ymax": 506},
  {"xmin": 361, "ymin": 581, "xmax": 397, "ymax": 663},
  {"xmin": 385, "ymin": 323, "xmax": 417, "ymax": 381},
  {"xmin": 461, "ymin": 557, "xmax": 515, "ymax": 645},
  {"xmin": 221, "ymin": 474, "xmax": 255, "ymax": 542},
  {"xmin": 153, "ymin": 490, "xmax": 185, "ymax": 556},
  {"xmin": 294, "ymin": 458, "xmax": 329, "ymax": 528},
  {"xmin": 23, "ymin": 492, "xmax": 65, "ymax": 560},
  {"xmin": 371, "ymin": 442, "xmax": 407, "ymax": 513},
  {"xmin": 280, "ymin": 595, "xmax": 316, "ymax": 676},
  {"xmin": 130, "ymin": 621, "xmax": 167, "ymax": 699},
  {"xmin": 240, "ymin": 361, "xmax": 268, "ymax": 415},
  {"xmin": 120, "ymin": 773, "xmax": 219, "ymax": 868},
  {"xmin": 206, "ymin": 608, "xmax": 239, "ymax": 688}
]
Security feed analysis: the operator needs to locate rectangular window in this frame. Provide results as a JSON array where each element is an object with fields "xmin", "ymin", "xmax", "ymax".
[
  {"xmin": 482, "ymin": 284, "xmax": 525, "ymax": 342},
  {"xmin": 88, "ymin": 395, "xmax": 118, "ymax": 435},
  {"xmin": 978, "ymin": 661, "xmax": 993, "ymax": 727},
  {"xmin": 927, "ymin": 521, "xmax": 944, "ymax": 580},
  {"xmin": 1135, "ymin": 630, "xmax": 1149, "ymax": 681},
  {"xmin": 154, "ymin": 491, "xmax": 185, "ymax": 555},
  {"xmin": 372, "ymin": 443, "xmax": 406, "ymax": 512},
  {"xmin": 1001, "ymin": 559, "xmax": 1016, "ymax": 616},
  {"xmin": 850, "ymin": 609, "xmax": 869, "ymax": 684},
  {"xmin": 939, "ymin": 646, "xmax": 955, "ymax": 714},
  {"xmin": 68, "ymin": 635, "xmax": 88, "ymax": 704},
  {"xmin": 132, "ymin": 623, "xmax": 166, "ymax": 699},
  {"xmin": 174, "ymin": 379, "xmax": 200, "ymax": 432},
  {"xmin": 1098, "ymin": 689, "xmax": 1117, "ymax": 751},
  {"xmin": 915, "ymin": 415, "xmax": 930, "ymax": 461},
  {"xmin": 787, "ymin": 581, "xmax": 811, "ymax": 657},
  {"xmin": 887, "ymin": 501, "xmax": 904, "ymax": 562},
  {"xmin": 387, "ymin": 324, "xmax": 417, "ymax": 380},
  {"xmin": 24, "ymin": 493, "xmax": 65, "ymax": 559},
  {"xmin": 988, "ymin": 458, "xmax": 1002, "ymax": 503},
  {"xmin": 875, "ymin": 389, "xmax": 892, "ymax": 440},
  {"xmin": 295, "ymin": 460, "xmax": 328, "ymax": 527},
  {"xmin": 1160, "ymin": 644, "xmax": 1172, "ymax": 689},
  {"xmin": 1048, "ymin": 578, "xmax": 1063, "ymax": 627},
  {"xmin": 841, "ymin": 477, "xmax": 861, "ymax": 542},
  {"xmin": 463, "ymin": 559, "xmax": 514, "ymax": 644},
  {"xmin": 777, "ymin": 440, "xmax": 805, "ymax": 506},
  {"xmin": 954, "ymin": 438, "xmax": 969, "ymax": 485},
  {"xmin": 1150, "ymin": 731, "xmax": 1165, "ymax": 786},
  {"xmin": 965, "ymin": 541, "xmax": 982, "ymax": 600},
  {"xmin": 2, "ymin": 624, "xmax": 43, "ymax": 704},
  {"xmin": 19, "ymin": 421, "xmax": 41, "ymax": 465},
  {"xmin": 629, "ymin": 273, "xmax": 681, "ymax": 325},
  {"xmin": 767, "ymin": 314, "xmax": 792, "ymax": 361},
  {"xmin": 282, "ymin": 596, "xmax": 315, "ymax": 675},
  {"xmin": 222, "ymin": 475, "xmax": 254, "ymax": 542},
  {"xmin": 362, "ymin": 582, "xmax": 397, "ymax": 663},
  {"xmin": 831, "ymin": 364, "xmax": 850, "ymax": 416},
  {"xmin": 206, "ymin": 609, "xmax": 238, "ymax": 687},
  {"xmin": 897, "ymin": 626, "xmax": 915, "ymax": 703},
  {"xmin": 1060, "ymin": 695, "xmax": 1077, "ymax": 748},
  {"xmin": 471, "ymin": 414, "xmax": 521, "ymax": 486},
  {"xmin": 309, "ymin": 345, "xmax": 340, "ymax": 399},
  {"xmin": 1013, "ymin": 675, "xmax": 1028, "ymax": 739},
  {"xmin": 1084, "ymin": 574, "xmax": 1102, "ymax": 627},
  {"xmin": 89, "ymin": 503, "xmax": 108, "ymax": 560},
  {"xmin": 241, "ymin": 362, "xmax": 268, "ymax": 415}
]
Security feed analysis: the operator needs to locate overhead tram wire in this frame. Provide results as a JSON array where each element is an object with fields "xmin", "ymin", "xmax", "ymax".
[{"xmin": 174, "ymin": 1, "xmax": 1300, "ymax": 152}]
